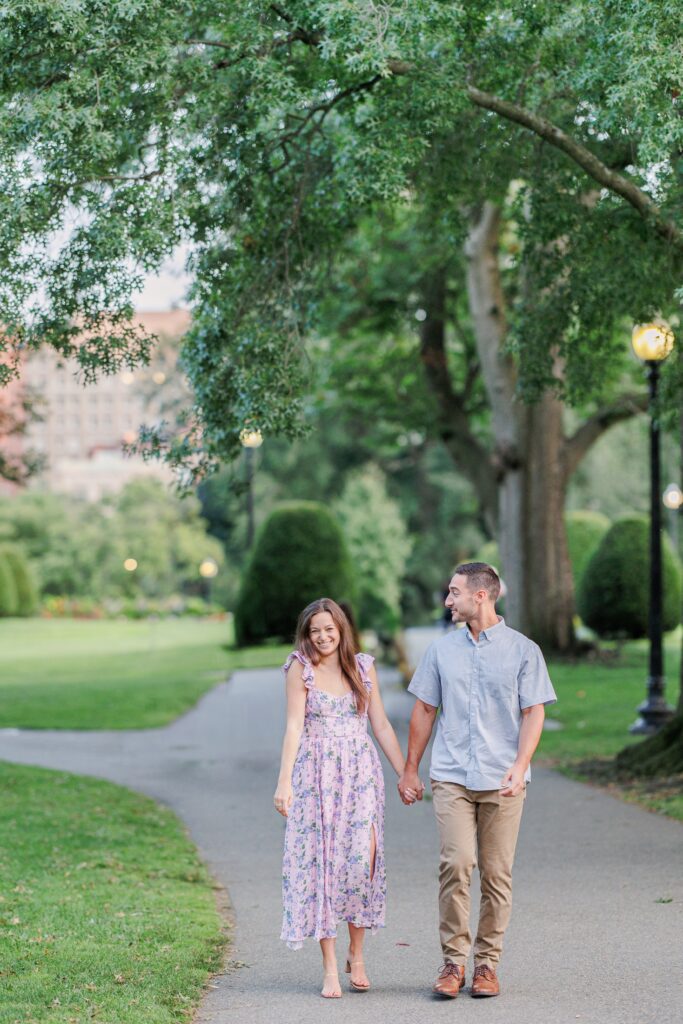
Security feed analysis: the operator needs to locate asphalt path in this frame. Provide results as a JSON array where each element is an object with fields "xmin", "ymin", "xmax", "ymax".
[{"xmin": 2, "ymin": 664, "xmax": 682, "ymax": 1024}]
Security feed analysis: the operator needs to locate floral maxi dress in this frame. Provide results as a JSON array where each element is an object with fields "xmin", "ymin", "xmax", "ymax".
[{"xmin": 281, "ymin": 650, "xmax": 386, "ymax": 949}]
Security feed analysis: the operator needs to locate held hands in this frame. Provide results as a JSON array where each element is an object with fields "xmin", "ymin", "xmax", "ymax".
[
  {"xmin": 500, "ymin": 764, "xmax": 525, "ymax": 797},
  {"xmin": 397, "ymin": 769, "xmax": 426, "ymax": 806},
  {"xmin": 273, "ymin": 781, "xmax": 293, "ymax": 817}
]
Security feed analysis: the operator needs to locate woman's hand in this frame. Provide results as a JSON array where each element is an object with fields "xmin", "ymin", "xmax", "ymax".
[{"xmin": 273, "ymin": 781, "xmax": 293, "ymax": 817}]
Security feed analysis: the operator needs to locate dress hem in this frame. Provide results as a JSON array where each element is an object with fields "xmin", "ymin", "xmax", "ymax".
[{"xmin": 282, "ymin": 920, "xmax": 385, "ymax": 951}]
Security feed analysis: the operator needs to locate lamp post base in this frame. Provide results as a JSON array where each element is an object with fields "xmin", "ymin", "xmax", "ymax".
[{"xmin": 629, "ymin": 681, "xmax": 676, "ymax": 735}]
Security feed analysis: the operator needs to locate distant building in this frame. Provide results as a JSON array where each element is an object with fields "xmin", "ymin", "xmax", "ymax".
[{"xmin": 10, "ymin": 310, "xmax": 191, "ymax": 500}]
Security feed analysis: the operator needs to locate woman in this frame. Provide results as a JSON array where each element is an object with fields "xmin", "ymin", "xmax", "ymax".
[{"xmin": 273, "ymin": 597, "xmax": 417, "ymax": 998}]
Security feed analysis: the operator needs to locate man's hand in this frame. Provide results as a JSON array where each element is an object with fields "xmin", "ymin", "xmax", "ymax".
[
  {"xmin": 398, "ymin": 769, "xmax": 425, "ymax": 805},
  {"xmin": 499, "ymin": 764, "xmax": 525, "ymax": 797}
]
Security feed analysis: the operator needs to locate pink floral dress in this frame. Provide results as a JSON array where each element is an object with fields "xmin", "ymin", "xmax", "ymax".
[{"xmin": 281, "ymin": 650, "xmax": 386, "ymax": 949}]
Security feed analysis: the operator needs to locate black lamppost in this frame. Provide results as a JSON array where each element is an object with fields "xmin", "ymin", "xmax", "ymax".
[
  {"xmin": 240, "ymin": 428, "xmax": 263, "ymax": 549},
  {"xmin": 630, "ymin": 322, "xmax": 676, "ymax": 734}
]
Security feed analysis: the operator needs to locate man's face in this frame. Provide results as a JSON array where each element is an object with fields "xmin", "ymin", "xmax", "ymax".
[{"xmin": 444, "ymin": 574, "xmax": 479, "ymax": 623}]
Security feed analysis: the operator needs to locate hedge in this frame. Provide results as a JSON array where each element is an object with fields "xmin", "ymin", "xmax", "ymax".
[
  {"xmin": 234, "ymin": 502, "xmax": 356, "ymax": 646},
  {"xmin": 0, "ymin": 553, "xmax": 18, "ymax": 617},
  {"xmin": 0, "ymin": 547, "xmax": 37, "ymax": 616},
  {"xmin": 577, "ymin": 516, "xmax": 682, "ymax": 639}
]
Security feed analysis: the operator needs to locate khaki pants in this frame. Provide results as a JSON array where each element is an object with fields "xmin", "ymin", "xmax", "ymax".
[{"xmin": 431, "ymin": 780, "xmax": 526, "ymax": 968}]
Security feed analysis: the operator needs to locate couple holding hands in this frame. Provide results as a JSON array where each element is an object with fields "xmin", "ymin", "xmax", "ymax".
[{"xmin": 274, "ymin": 562, "xmax": 556, "ymax": 999}]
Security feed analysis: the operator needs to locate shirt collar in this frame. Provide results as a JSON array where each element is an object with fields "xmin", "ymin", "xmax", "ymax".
[{"xmin": 465, "ymin": 616, "xmax": 505, "ymax": 644}]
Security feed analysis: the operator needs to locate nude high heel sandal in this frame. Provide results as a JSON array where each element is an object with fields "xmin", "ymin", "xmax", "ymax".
[
  {"xmin": 345, "ymin": 955, "xmax": 370, "ymax": 992},
  {"xmin": 321, "ymin": 971, "xmax": 342, "ymax": 999}
]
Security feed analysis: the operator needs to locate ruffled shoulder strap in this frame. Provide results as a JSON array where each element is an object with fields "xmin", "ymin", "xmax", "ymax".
[
  {"xmin": 355, "ymin": 652, "xmax": 375, "ymax": 691},
  {"xmin": 283, "ymin": 650, "xmax": 315, "ymax": 689}
]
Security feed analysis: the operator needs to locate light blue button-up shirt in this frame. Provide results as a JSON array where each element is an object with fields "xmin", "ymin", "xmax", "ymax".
[{"xmin": 408, "ymin": 618, "xmax": 557, "ymax": 790}]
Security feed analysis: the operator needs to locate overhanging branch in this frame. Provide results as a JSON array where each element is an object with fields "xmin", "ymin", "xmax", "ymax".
[
  {"xmin": 466, "ymin": 85, "xmax": 683, "ymax": 253},
  {"xmin": 564, "ymin": 392, "xmax": 648, "ymax": 479}
]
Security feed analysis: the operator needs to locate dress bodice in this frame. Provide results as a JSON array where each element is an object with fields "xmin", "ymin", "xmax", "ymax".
[{"xmin": 283, "ymin": 650, "xmax": 374, "ymax": 738}]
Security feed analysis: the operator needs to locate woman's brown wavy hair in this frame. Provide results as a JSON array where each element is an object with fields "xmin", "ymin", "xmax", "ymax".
[{"xmin": 295, "ymin": 597, "xmax": 367, "ymax": 713}]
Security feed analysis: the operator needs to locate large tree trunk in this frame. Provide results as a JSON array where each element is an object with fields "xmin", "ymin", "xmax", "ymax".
[
  {"xmin": 500, "ymin": 394, "xmax": 576, "ymax": 650},
  {"xmin": 466, "ymin": 202, "xmax": 576, "ymax": 651}
]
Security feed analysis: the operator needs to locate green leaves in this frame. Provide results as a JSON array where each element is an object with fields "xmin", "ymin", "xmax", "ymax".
[{"xmin": 1, "ymin": 1, "xmax": 681, "ymax": 472}]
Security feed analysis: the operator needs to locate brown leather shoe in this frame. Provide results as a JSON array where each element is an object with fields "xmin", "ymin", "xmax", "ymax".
[
  {"xmin": 471, "ymin": 963, "xmax": 500, "ymax": 997},
  {"xmin": 432, "ymin": 962, "xmax": 466, "ymax": 998}
]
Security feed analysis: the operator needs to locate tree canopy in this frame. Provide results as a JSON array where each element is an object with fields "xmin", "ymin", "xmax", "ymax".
[{"xmin": 2, "ymin": 2, "xmax": 682, "ymax": 476}]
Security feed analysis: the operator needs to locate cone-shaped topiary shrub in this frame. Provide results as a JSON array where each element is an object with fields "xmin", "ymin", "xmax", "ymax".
[
  {"xmin": 0, "ymin": 552, "xmax": 18, "ymax": 617},
  {"xmin": 234, "ymin": 502, "xmax": 356, "ymax": 646},
  {"xmin": 578, "ymin": 516, "xmax": 682, "ymax": 639},
  {"xmin": 0, "ymin": 547, "xmax": 38, "ymax": 616}
]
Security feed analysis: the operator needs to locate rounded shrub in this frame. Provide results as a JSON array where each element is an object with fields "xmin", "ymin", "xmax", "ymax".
[
  {"xmin": 0, "ymin": 547, "xmax": 38, "ymax": 616},
  {"xmin": 577, "ymin": 516, "xmax": 682, "ymax": 639},
  {"xmin": 565, "ymin": 510, "xmax": 611, "ymax": 593},
  {"xmin": 0, "ymin": 553, "xmax": 18, "ymax": 617},
  {"xmin": 234, "ymin": 502, "xmax": 356, "ymax": 646}
]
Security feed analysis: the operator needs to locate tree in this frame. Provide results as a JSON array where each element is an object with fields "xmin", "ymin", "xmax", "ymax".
[
  {"xmin": 0, "ymin": 481, "xmax": 223, "ymax": 604},
  {"xmin": 307, "ymin": 205, "xmax": 650, "ymax": 649},
  {"xmin": 334, "ymin": 466, "xmax": 412, "ymax": 633},
  {"xmin": 0, "ymin": 384, "xmax": 45, "ymax": 485},
  {"xmin": 1, "ymin": 3, "xmax": 681, "ymax": 655}
]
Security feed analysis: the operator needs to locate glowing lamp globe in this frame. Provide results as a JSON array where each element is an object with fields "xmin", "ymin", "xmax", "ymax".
[
  {"xmin": 631, "ymin": 323, "xmax": 675, "ymax": 362},
  {"xmin": 663, "ymin": 483, "xmax": 683, "ymax": 511},
  {"xmin": 240, "ymin": 428, "xmax": 263, "ymax": 449}
]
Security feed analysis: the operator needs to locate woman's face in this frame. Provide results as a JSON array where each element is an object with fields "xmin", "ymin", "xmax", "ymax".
[{"xmin": 309, "ymin": 611, "xmax": 341, "ymax": 657}]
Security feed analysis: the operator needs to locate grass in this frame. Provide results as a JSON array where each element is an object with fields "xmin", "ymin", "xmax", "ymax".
[
  {"xmin": 0, "ymin": 618, "xmax": 290, "ymax": 730},
  {"xmin": 0, "ymin": 762, "xmax": 226, "ymax": 1024},
  {"xmin": 540, "ymin": 630, "xmax": 682, "ymax": 821}
]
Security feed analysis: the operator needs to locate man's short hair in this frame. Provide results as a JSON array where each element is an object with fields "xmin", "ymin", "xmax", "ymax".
[{"xmin": 453, "ymin": 562, "xmax": 501, "ymax": 602}]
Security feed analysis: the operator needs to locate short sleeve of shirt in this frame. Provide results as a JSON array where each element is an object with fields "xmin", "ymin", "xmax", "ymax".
[
  {"xmin": 407, "ymin": 642, "xmax": 442, "ymax": 708},
  {"xmin": 518, "ymin": 642, "xmax": 557, "ymax": 709}
]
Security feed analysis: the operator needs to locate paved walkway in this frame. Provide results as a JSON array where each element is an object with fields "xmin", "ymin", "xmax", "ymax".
[{"xmin": 2, "ymin": 666, "xmax": 682, "ymax": 1024}]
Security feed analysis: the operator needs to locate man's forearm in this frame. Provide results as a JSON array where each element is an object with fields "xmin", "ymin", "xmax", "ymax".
[
  {"xmin": 405, "ymin": 701, "xmax": 437, "ymax": 771},
  {"xmin": 514, "ymin": 705, "xmax": 545, "ymax": 771}
]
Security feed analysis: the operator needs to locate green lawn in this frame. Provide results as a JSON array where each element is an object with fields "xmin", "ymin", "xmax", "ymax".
[
  {"xmin": 0, "ymin": 618, "xmax": 290, "ymax": 730},
  {"xmin": 540, "ymin": 631, "xmax": 682, "ymax": 821},
  {"xmin": 0, "ymin": 762, "xmax": 225, "ymax": 1024}
]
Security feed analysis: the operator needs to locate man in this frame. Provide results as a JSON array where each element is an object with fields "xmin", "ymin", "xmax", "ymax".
[{"xmin": 398, "ymin": 563, "xmax": 557, "ymax": 999}]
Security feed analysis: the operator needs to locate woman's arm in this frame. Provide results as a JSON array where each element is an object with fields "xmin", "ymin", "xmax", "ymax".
[
  {"xmin": 273, "ymin": 662, "xmax": 307, "ymax": 817},
  {"xmin": 366, "ymin": 665, "xmax": 407, "ymax": 779}
]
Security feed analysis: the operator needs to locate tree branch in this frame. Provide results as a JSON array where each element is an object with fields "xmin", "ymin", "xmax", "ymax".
[
  {"xmin": 564, "ymin": 392, "xmax": 648, "ymax": 479},
  {"xmin": 466, "ymin": 85, "xmax": 683, "ymax": 253},
  {"xmin": 268, "ymin": 75, "xmax": 382, "ymax": 168}
]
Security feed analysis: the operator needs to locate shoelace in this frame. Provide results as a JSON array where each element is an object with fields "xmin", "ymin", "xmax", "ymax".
[
  {"xmin": 439, "ymin": 962, "xmax": 463, "ymax": 978},
  {"xmin": 473, "ymin": 965, "xmax": 495, "ymax": 981}
]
